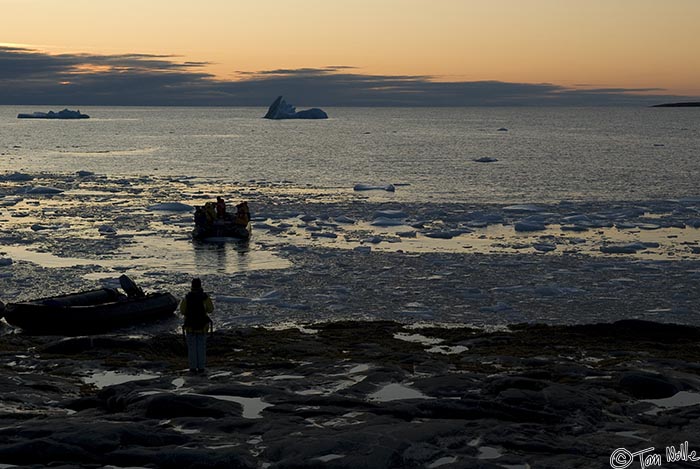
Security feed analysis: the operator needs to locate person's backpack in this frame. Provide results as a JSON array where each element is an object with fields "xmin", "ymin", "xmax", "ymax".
[{"xmin": 184, "ymin": 291, "xmax": 211, "ymax": 329}]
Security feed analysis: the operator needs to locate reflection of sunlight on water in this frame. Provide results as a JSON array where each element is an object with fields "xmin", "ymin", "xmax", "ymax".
[
  {"xmin": 2, "ymin": 235, "xmax": 290, "ymax": 277},
  {"xmin": 0, "ymin": 245, "xmax": 100, "ymax": 268},
  {"xmin": 127, "ymin": 236, "xmax": 290, "ymax": 275}
]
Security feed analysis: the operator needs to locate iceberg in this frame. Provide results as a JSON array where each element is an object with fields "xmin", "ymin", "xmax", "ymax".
[
  {"xmin": 17, "ymin": 109, "xmax": 89, "ymax": 119},
  {"xmin": 263, "ymin": 96, "xmax": 328, "ymax": 120}
]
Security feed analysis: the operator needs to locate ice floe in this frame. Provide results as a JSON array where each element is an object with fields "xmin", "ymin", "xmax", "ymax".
[
  {"xmin": 25, "ymin": 186, "xmax": 64, "ymax": 195},
  {"xmin": 503, "ymin": 204, "xmax": 545, "ymax": 213},
  {"xmin": 514, "ymin": 220, "xmax": 547, "ymax": 232},
  {"xmin": 353, "ymin": 183, "xmax": 395, "ymax": 192},
  {"xmin": 0, "ymin": 172, "xmax": 33, "ymax": 182},
  {"xmin": 600, "ymin": 243, "xmax": 654, "ymax": 254},
  {"xmin": 371, "ymin": 217, "xmax": 406, "ymax": 227}
]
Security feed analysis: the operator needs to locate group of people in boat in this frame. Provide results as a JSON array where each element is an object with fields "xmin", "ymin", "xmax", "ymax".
[{"xmin": 192, "ymin": 197, "xmax": 251, "ymax": 240}]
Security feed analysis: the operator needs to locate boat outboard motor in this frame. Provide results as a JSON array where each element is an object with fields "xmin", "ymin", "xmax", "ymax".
[{"xmin": 119, "ymin": 275, "xmax": 145, "ymax": 298}]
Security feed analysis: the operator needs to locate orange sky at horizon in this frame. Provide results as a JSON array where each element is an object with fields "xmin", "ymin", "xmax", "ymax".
[{"xmin": 2, "ymin": 0, "xmax": 699, "ymax": 96}]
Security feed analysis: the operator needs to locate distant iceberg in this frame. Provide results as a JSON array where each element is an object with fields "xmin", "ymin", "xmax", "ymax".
[
  {"xmin": 17, "ymin": 109, "xmax": 89, "ymax": 119},
  {"xmin": 263, "ymin": 96, "xmax": 328, "ymax": 120}
]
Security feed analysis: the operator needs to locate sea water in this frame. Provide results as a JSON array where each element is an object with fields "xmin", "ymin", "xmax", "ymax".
[
  {"xmin": 1, "ymin": 106, "xmax": 699, "ymax": 330},
  {"xmin": 1, "ymin": 106, "xmax": 698, "ymax": 204}
]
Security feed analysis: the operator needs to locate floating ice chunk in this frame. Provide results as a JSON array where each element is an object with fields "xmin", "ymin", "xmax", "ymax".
[
  {"xmin": 503, "ymin": 204, "xmax": 545, "ymax": 213},
  {"xmin": 397, "ymin": 231, "xmax": 417, "ymax": 238},
  {"xmin": 25, "ymin": 186, "xmax": 63, "ymax": 195},
  {"xmin": 560, "ymin": 225, "xmax": 589, "ymax": 232},
  {"xmin": 514, "ymin": 221, "xmax": 546, "ymax": 232},
  {"xmin": 31, "ymin": 224, "xmax": 63, "ymax": 231},
  {"xmin": 311, "ymin": 232, "xmax": 338, "ymax": 239},
  {"xmin": 600, "ymin": 243, "xmax": 649, "ymax": 254},
  {"xmin": 353, "ymin": 183, "xmax": 395, "ymax": 192},
  {"xmin": 473, "ymin": 157, "xmax": 498, "ymax": 163},
  {"xmin": 371, "ymin": 217, "xmax": 406, "ymax": 227},
  {"xmin": 424, "ymin": 230, "xmax": 460, "ymax": 239},
  {"xmin": 533, "ymin": 243, "xmax": 556, "ymax": 252},
  {"xmin": 334, "ymin": 215, "xmax": 355, "ymax": 224},
  {"xmin": 0, "ymin": 172, "xmax": 33, "ymax": 182},
  {"xmin": 561, "ymin": 214, "xmax": 590, "ymax": 223},
  {"xmin": 374, "ymin": 209, "xmax": 407, "ymax": 219},
  {"xmin": 98, "ymin": 225, "xmax": 117, "ymax": 235},
  {"xmin": 0, "ymin": 197, "xmax": 22, "ymax": 207},
  {"xmin": 147, "ymin": 202, "xmax": 193, "ymax": 212}
]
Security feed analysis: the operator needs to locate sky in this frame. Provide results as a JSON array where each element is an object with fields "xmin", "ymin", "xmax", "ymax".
[{"xmin": 1, "ymin": 0, "xmax": 699, "ymax": 106}]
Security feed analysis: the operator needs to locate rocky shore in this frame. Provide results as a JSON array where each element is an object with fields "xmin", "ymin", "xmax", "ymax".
[{"xmin": 2, "ymin": 319, "xmax": 700, "ymax": 468}]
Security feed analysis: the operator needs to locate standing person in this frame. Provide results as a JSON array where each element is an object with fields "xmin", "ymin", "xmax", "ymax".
[{"xmin": 180, "ymin": 278, "xmax": 214, "ymax": 374}]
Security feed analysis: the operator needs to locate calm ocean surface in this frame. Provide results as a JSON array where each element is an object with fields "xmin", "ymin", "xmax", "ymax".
[{"xmin": 0, "ymin": 106, "xmax": 697, "ymax": 203}]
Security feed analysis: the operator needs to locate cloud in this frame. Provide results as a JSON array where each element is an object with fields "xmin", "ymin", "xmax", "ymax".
[{"xmin": 0, "ymin": 46, "xmax": 694, "ymax": 106}]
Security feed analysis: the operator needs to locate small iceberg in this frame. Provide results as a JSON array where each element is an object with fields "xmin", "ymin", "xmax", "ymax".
[
  {"xmin": 263, "ymin": 96, "xmax": 328, "ymax": 120},
  {"xmin": 18, "ymin": 108, "xmax": 89, "ymax": 119},
  {"xmin": 98, "ymin": 225, "xmax": 117, "ymax": 235},
  {"xmin": 354, "ymin": 183, "xmax": 395, "ymax": 192},
  {"xmin": 473, "ymin": 157, "xmax": 498, "ymax": 163}
]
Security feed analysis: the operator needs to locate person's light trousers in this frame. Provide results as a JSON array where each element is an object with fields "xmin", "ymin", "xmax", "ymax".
[{"xmin": 186, "ymin": 332, "xmax": 207, "ymax": 370}]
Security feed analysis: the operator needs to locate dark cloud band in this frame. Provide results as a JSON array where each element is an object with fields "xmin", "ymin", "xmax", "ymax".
[{"xmin": 0, "ymin": 46, "xmax": 693, "ymax": 106}]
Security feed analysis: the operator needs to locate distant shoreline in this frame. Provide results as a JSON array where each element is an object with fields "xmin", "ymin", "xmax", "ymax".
[{"xmin": 652, "ymin": 102, "xmax": 700, "ymax": 107}]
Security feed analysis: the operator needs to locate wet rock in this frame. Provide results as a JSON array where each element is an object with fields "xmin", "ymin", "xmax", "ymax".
[
  {"xmin": 0, "ymin": 439, "xmax": 95, "ymax": 465},
  {"xmin": 108, "ymin": 446, "xmax": 256, "ymax": 469},
  {"xmin": 619, "ymin": 371, "xmax": 680, "ymax": 399},
  {"xmin": 137, "ymin": 393, "xmax": 244, "ymax": 419}
]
